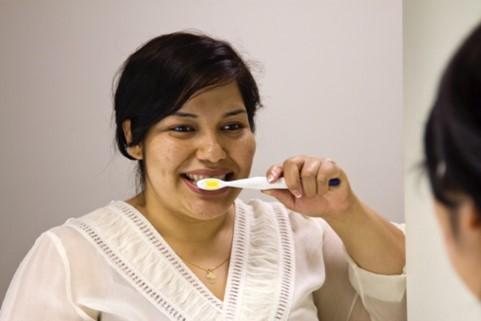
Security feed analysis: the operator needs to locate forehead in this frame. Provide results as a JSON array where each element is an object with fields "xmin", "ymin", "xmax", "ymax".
[{"xmin": 179, "ymin": 82, "xmax": 245, "ymax": 115}]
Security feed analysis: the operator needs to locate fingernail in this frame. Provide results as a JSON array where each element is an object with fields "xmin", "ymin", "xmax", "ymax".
[
  {"xmin": 293, "ymin": 190, "xmax": 302, "ymax": 198},
  {"xmin": 267, "ymin": 175, "xmax": 274, "ymax": 183}
]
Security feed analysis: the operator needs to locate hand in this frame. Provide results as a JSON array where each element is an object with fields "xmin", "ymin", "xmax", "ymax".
[{"xmin": 262, "ymin": 156, "xmax": 358, "ymax": 219}]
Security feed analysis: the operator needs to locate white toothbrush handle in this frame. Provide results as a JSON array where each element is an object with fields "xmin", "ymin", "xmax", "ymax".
[{"xmin": 226, "ymin": 177, "xmax": 288, "ymax": 190}]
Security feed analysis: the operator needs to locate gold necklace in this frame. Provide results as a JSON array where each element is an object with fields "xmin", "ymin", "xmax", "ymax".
[{"xmin": 182, "ymin": 256, "xmax": 230, "ymax": 283}]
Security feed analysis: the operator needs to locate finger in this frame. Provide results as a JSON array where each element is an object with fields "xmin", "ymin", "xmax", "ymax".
[
  {"xmin": 316, "ymin": 158, "xmax": 342, "ymax": 196},
  {"xmin": 262, "ymin": 189, "xmax": 295, "ymax": 209},
  {"xmin": 300, "ymin": 159, "xmax": 321, "ymax": 198},
  {"xmin": 266, "ymin": 164, "xmax": 283, "ymax": 183},
  {"xmin": 283, "ymin": 157, "xmax": 304, "ymax": 198}
]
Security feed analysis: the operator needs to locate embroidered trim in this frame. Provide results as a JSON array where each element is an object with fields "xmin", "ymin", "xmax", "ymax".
[
  {"xmin": 272, "ymin": 203, "xmax": 295, "ymax": 320},
  {"xmin": 234, "ymin": 200, "xmax": 295, "ymax": 321},
  {"xmin": 66, "ymin": 219, "xmax": 187, "ymax": 321},
  {"xmin": 111, "ymin": 201, "xmax": 224, "ymax": 310},
  {"xmin": 222, "ymin": 202, "xmax": 249, "ymax": 321}
]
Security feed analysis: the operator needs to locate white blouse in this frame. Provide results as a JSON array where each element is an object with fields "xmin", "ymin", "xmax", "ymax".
[{"xmin": 0, "ymin": 199, "xmax": 406, "ymax": 321}]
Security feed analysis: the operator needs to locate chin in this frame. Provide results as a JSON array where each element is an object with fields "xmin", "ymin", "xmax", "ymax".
[{"xmin": 187, "ymin": 193, "xmax": 238, "ymax": 219}]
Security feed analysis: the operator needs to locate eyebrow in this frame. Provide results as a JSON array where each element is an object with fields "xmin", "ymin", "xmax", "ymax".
[{"xmin": 173, "ymin": 109, "xmax": 247, "ymax": 118}]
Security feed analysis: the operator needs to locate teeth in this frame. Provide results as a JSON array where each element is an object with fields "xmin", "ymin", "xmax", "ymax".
[{"xmin": 185, "ymin": 173, "xmax": 228, "ymax": 182}]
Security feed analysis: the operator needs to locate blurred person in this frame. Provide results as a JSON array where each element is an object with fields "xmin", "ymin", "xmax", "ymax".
[{"xmin": 424, "ymin": 22, "xmax": 481, "ymax": 300}]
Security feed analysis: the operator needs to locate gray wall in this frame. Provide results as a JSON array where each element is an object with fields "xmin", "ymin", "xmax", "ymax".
[
  {"xmin": 0, "ymin": 0, "xmax": 403, "ymax": 303},
  {"xmin": 404, "ymin": 1, "xmax": 481, "ymax": 320}
]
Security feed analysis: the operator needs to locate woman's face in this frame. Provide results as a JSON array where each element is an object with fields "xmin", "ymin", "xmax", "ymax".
[
  {"xmin": 139, "ymin": 82, "xmax": 256, "ymax": 221},
  {"xmin": 434, "ymin": 199, "xmax": 481, "ymax": 299}
]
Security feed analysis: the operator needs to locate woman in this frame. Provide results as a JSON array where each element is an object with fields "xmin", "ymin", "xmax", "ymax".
[
  {"xmin": 0, "ymin": 32, "xmax": 406, "ymax": 321},
  {"xmin": 424, "ymin": 22, "xmax": 481, "ymax": 300}
]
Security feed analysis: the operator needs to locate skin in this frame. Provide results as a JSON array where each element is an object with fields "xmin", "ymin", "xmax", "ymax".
[
  {"xmin": 434, "ymin": 199, "xmax": 481, "ymax": 299},
  {"xmin": 122, "ymin": 81, "xmax": 405, "ymax": 300}
]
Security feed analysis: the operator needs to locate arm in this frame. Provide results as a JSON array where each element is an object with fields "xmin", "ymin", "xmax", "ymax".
[
  {"xmin": 263, "ymin": 156, "xmax": 405, "ymax": 274},
  {"xmin": 324, "ymin": 198, "xmax": 405, "ymax": 275},
  {"xmin": 0, "ymin": 232, "xmax": 96, "ymax": 321},
  {"xmin": 313, "ymin": 219, "xmax": 406, "ymax": 321}
]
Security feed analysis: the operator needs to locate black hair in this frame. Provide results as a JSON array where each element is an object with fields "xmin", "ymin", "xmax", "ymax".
[
  {"xmin": 113, "ymin": 32, "xmax": 262, "ymax": 191},
  {"xmin": 424, "ymin": 22, "xmax": 481, "ymax": 224}
]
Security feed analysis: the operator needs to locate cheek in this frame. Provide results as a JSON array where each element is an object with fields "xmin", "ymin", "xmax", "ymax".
[
  {"xmin": 434, "ymin": 201, "xmax": 452, "ymax": 239},
  {"xmin": 144, "ymin": 139, "xmax": 192, "ymax": 175},
  {"xmin": 246, "ymin": 135, "xmax": 256, "ymax": 158},
  {"xmin": 227, "ymin": 134, "xmax": 256, "ymax": 172},
  {"xmin": 238, "ymin": 134, "xmax": 256, "ymax": 163}
]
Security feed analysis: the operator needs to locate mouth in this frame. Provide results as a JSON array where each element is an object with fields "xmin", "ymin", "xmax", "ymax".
[
  {"xmin": 181, "ymin": 172, "xmax": 235, "ymax": 183},
  {"xmin": 180, "ymin": 170, "xmax": 235, "ymax": 195}
]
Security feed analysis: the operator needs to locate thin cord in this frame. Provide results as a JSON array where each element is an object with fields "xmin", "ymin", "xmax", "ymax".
[{"xmin": 182, "ymin": 255, "xmax": 230, "ymax": 272}]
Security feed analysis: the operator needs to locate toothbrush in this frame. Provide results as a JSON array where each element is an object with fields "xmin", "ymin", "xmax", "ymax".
[{"xmin": 196, "ymin": 176, "xmax": 341, "ymax": 191}]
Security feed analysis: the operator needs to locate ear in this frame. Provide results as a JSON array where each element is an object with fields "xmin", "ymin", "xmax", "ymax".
[
  {"xmin": 122, "ymin": 119, "xmax": 143, "ymax": 160},
  {"xmin": 460, "ymin": 199, "xmax": 481, "ymax": 229},
  {"xmin": 458, "ymin": 199, "xmax": 481, "ymax": 239}
]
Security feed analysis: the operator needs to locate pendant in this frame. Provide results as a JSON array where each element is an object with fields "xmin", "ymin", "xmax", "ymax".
[{"xmin": 206, "ymin": 269, "xmax": 216, "ymax": 283}]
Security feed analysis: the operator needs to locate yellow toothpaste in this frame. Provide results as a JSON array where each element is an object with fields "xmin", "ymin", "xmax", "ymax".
[{"xmin": 204, "ymin": 179, "xmax": 222, "ymax": 190}]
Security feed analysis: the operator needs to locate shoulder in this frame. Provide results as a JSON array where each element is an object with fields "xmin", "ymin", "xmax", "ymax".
[
  {"xmin": 40, "ymin": 203, "xmax": 117, "ymax": 258},
  {"xmin": 10, "ymin": 203, "xmax": 115, "ymax": 280}
]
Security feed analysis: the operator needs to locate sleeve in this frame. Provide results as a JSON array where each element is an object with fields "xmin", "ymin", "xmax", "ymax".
[
  {"xmin": 313, "ymin": 219, "xmax": 406, "ymax": 321},
  {"xmin": 0, "ymin": 231, "xmax": 96, "ymax": 321}
]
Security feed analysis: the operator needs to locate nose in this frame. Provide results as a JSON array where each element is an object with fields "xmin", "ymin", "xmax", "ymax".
[{"xmin": 196, "ymin": 133, "xmax": 227, "ymax": 163}]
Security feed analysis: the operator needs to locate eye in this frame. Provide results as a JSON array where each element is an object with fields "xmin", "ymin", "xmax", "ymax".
[
  {"xmin": 170, "ymin": 125, "xmax": 195, "ymax": 133},
  {"xmin": 221, "ymin": 123, "xmax": 245, "ymax": 131}
]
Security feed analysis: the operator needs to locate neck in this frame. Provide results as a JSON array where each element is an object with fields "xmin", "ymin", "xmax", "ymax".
[{"xmin": 127, "ymin": 191, "xmax": 233, "ymax": 245}]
